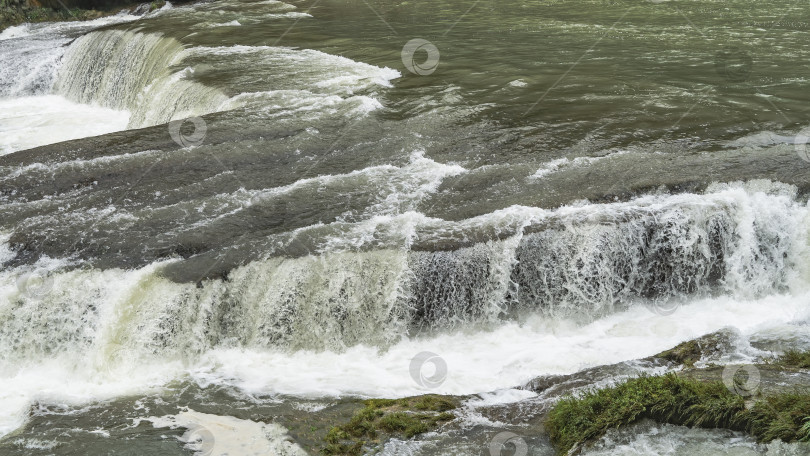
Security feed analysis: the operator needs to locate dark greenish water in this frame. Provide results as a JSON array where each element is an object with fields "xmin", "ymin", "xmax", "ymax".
[{"xmin": 1, "ymin": 0, "xmax": 810, "ymax": 454}]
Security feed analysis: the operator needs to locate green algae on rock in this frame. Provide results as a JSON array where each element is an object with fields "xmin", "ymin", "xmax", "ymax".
[
  {"xmin": 0, "ymin": 0, "xmax": 164, "ymax": 31},
  {"xmin": 545, "ymin": 371, "xmax": 810, "ymax": 455},
  {"xmin": 323, "ymin": 395, "xmax": 458, "ymax": 455},
  {"xmin": 775, "ymin": 350, "xmax": 810, "ymax": 369},
  {"xmin": 652, "ymin": 328, "xmax": 738, "ymax": 368}
]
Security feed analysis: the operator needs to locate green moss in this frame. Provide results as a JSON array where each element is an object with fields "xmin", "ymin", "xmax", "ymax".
[
  {"xmin": 413, "ymin": 395, "xmax": 456, "ymax": 412},
  {"xmin": 1, "ymin": 5, "xmax": 104, "ymax": 31},
  {"xmin": 378, "ymin": 412, "xmax": 430, "ymax": 437},
  {"xmin": 739, "ymin": 393, "xmax": 810, "ymax": 442},
  {"xmin": 323, "ymin": 441, "xmax": 363, "ymax": 456},
  {"xmin": 776, "ymin": 350, "xmax": 810, "ymax": 369},
  {"xmin": 545, "ymin": 373, "xmax": 810, "ymax": 455},
  {"xmin": 364, "ymin": 398, "xmax": 401, "ymax": 409},
  {"xmin": 322, "ymin": 395, "xmax": 458, "ymax": 455},
  {"xmin": 800, "ymin": 418, "xmax": 810, "ymax": 440},
  {"xmin": 655, "ymin": 340, "xmax": 704, "ymax": 367},
  {"xmin": 0, "ymin": 0, "xmax": 154, "ymax": 31}
]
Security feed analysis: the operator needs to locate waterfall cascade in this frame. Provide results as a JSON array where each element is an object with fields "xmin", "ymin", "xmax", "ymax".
[
  {"xmin": 54, "ymin": 29, "xmax": 229, "ymax": 128},
  {"xmin": 2, "ymin": 182, "xmax": 805, "ymax": 363}
]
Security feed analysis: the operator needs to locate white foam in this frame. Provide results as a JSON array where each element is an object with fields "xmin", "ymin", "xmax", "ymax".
[
  {"xmin": 0, "ymin": 355, "xmax": 183, "ymax": 438},
  {"xmin": 0, "ymin": 261, "xmax": 183, "ymax": 436},
  {"xmin": 186, "ymin": 292, "xmax": 810, "ymax": 399},
  {"xmin": 187, "ymin": 45, "xmax": 401, "ymax": 92},
  {"xmin": 209, "ymin": 20, "xmax": 242, "ymax": 27},
  {"xmin": 249, "ymin": 12, "xmax": 312, "ymax": 19},
  {"xmin": 466, "ymin": 389, "xmax": 538, "ymax": 407},
  {"xmin": 727, "ymin": 130, "xmax": 798, "ymax": 148},
  {"xmin": 529, "ymin": 151, "xmax": 629, "ymax": 179},
  {"xmin": 221, "ymin": 90, "xmax": 385, "ymax": 119},
  {"xmin": 0, "ymin": 232, "xmax": 14, "ymax": 265},
  {"xmin": 583, "ymin": 421, "xmax": 810, "ymax": 455},
  {"xmin": 529, "ymin": 157, "xmax": 569, "ymax": 179},
  {"xmin": 146, "ymin": 409, "xmax": 307, "ymax": 456},
  {"xmin": 0, "ymin": 11, "xmax": 397, "ymax": 147},
  {"xmin": 0, "ymin": 95, "xmax": 129, "ymax": 155},
  {"xmin": 4, "ymin": 270, "xmax": 803, "ymax": 437},
  {"xmin": 1, "ymin": 182, "xmax": 809, "ymax": 438},
  {"xmin": 247, "ymin": 150, "xmax": 466, "ymax": 220},
  {"xmin": 0, "ymin": 24, "xmax": 33, "ymax": 41},
  {"xmin": 0, "ymin": 13, "xmax": 141, "ymax": 41}
]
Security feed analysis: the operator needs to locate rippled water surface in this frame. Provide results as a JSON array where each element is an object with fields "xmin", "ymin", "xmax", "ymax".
[{"xmin": 1, "ymin": 0, "xmax": 810, "ymax": 454}]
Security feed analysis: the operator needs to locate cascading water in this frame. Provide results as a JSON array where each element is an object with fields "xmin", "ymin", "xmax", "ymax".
[
  {"xmin": 0, "ymin": 31, "xmax": 64, "ymax": 97},
  {"xmin": 54, "ymin": 29, "xmax": 229, "ymax": 127},
  {"xmin": 0, "ymin": 0, "xmax": 395, "ymax": 154},
  {"xmin": 2, "ymin": 0, "xmax": 810, "ymax": 454},
  {"xmin": 2, "ymin": 181, "xmax": 807, "ymax": 361}
]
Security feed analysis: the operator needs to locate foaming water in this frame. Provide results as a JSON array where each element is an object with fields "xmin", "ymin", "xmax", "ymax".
[
  {"xmin": 0, "ymin": 0, "xmax": 398, "ymax": 153},
  {"xmin": 54, "ymin": 29, "xmax": 228, "ymax": 128},
  {"xmin": 0, "ymin": 95, "xmax": 130, "ymax": 155},
  {"xmin": 191, "ymin": 292, "xmax": 810, "ymax": 398},
  {"xmin": 3, "ymin": 183, "xmax": 804, "ymax": 356},
  {"xmin": 529, "ymin": 151, "xmax": 629, "ymax": 179},
  {"xmin": 0, "ymin": 34, "xmax": 64, "ymax": 98},
  {"xmin": 1, "ymin": 287, "xmax": 807, "ymax": 437},
  {"xmin": 3, "ymin": 1, "xmax": 810, "ymax": 450},
  {"xmin": 190, "ymin": 44, "xmax": 400, "ymax": 122},
  {"xmin": 0, "ymin": 12, "xmax": 143, "ymax": 41},
  {"xmin": 583, "ymin": 421, "xmax": 810, "ymax": 455},
  {"xmin": 145, "ymin": 410, "xmax": 308, "ymax": 456},
  {"xmin": 1, "ymin": 183, "xmax": 809, "ymax": 437}
]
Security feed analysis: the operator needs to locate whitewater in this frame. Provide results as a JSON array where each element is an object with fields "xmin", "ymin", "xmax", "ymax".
[{"xmin": 2, "ymin": 0, "xmax": 810, "ymax": 454}]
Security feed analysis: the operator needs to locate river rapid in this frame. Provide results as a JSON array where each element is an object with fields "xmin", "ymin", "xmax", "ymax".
[{"xmin": 1, "ymin": 0, "xmax": 810, "ymax": 454}]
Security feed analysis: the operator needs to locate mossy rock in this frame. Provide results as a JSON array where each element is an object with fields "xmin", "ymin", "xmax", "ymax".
[
  {"xmin": 545, "ymin": 369, "xmax": 810, "ymax": 455},
  {"xmin": 679, "ymin": 363, "xmax": 810, "ymax": 397},
  {"xmin": 0, "ymin": 5, "xmax": 104, "ymax": 30},
  {"xmin": 653, "ymin": 328, "xmax": 737, "ymax": 367},
  {"xmin": 775, "ymin": 350, "xmax": 810, "ymax": 369},
  {"xmin": 0, "ymin": 0, "xmax": 179, "ymax": 31},
  {"xmin": 322, "ymin": 395, "xmax": 459, "ymax": 455}
]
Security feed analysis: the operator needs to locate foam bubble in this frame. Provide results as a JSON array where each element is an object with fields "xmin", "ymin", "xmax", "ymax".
[
  {"xmin": 187, "ymin": 291, "xmax": 810, "ymax": 398},
  {"xmin": 0, "ymin": 95, "xmax": 129, "ymax": 155},
  {"xmin": 145, "ymin": 409, "xmax": 307, "ymax": 456}
]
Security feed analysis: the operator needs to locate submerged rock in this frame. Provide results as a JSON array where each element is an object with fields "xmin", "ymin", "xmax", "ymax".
[
  {"xmin": 3, "ymin": 332, "xmax": 809, "ymax": 456},
  {"xmin": 651, "ymin": 327, "xmax": 740, "ymax": 367},
  {"xmin": 539, "ymin": 332, "xmax": 810, "ymax": 455}
]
